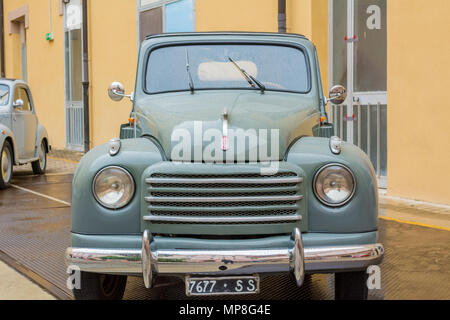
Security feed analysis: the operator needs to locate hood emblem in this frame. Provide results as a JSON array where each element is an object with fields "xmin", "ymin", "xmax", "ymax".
[{"xmin": 222, "ymin": 109, "xmax": 229, "ymax": 151}]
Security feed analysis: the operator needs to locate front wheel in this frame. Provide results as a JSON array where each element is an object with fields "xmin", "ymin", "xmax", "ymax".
[
  {"xmin": 334, "ymin": 271, "xmax": 368, "ymax": 300},
  {"xmin": 32, "ymin": 140, "xmax": 47, "ymax": 175},
  {"xmin": 0, "ymin": 141, "xmax": 13, "ymax": 189},
  {"xmin": 73, "ymin": 272, "xmax": 127, "ymax": 300}
]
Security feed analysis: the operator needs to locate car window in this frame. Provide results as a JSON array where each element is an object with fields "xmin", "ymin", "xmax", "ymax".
[
  {"xmin": 0, "ymin": 85, "xmax": 9, "ymax": 107},
  {"xmin": 145, "ymin": 44, "xmax": 310, "ymax": 94},
  {"xmin": 13, "ymin": 87, "xmax": 32, "ymax": 112}
]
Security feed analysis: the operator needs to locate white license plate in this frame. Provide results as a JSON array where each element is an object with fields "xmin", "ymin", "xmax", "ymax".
[{"xmin": 185, "ymin": 276, "xmax": 260, "ymax": 296}]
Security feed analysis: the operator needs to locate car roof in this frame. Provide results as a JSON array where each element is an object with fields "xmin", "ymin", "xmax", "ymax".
[
  {"xmin": 0, "ymin": 78, "xmax": 27, "ymax": 86},
  {"xmin": 144, "ymin": 31, "xmax": 309, "ymax": 42}
]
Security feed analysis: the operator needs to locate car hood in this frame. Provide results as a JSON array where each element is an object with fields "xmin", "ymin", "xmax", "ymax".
[{"xmin": 135, "ymin": 90, "xmax": 320, "ymax": 162}]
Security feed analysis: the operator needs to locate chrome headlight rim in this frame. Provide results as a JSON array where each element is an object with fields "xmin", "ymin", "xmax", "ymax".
[
  {"xmin": 313, "ymin": 163, "xmax": 356, "ymax": 207},
  {"xmin": 92, "ymin": 166, "xmax": 135, "ymax": 210}
]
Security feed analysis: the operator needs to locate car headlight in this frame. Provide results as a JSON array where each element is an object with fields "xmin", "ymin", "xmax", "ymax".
[
  {"xmin": 92, "ymin": 166, "xmax": 135, "ymax": 209},
  {"xmin": 313, "ymin": 164, "xmax": 356, "ymax": 207}
]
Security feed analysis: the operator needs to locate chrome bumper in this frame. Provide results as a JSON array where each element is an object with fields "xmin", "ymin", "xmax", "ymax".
[{"xmin": 65, "ymin": 229, "xmax": 384, "ymax": 289}]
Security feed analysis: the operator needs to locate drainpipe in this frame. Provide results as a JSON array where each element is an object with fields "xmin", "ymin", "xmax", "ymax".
[
  {"xmin": 278, "ymin": 0, "xmax": 286, "ymax": 33},
  {"xmin": 0, "ymin": 0, "xmax": 5, "ymax": 77},
  {"xmin": 82, "ymin": 0, "xmax": 90, "ymax": 153}
]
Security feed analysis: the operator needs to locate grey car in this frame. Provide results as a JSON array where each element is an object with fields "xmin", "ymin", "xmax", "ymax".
[
  {"xmin": 0, "ymin": 79, "xmax": 50, "ymax": 189},
  {"xmin": 66, "ymin": 33, "xmax": 383, "ymax": 300}
]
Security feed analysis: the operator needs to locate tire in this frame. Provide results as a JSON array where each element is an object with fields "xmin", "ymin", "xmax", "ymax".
[
  {"xmin": 31, "ymin": 140, "xmax": 47, "ymax": 175},
  {"xmin": 0, "ymin": 141, "xmax": 13, "ymax": 189},
  {"xmin": 335, "ymin": 271, "xmax": 368, "ymax": 300},
  {"xmin": 72, "ymin": 272, "xmax": 127, "ymax": 300}
]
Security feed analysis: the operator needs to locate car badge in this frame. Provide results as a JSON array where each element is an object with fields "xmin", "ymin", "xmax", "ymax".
[{"xmin": 222, "ymin": 109, "xmax": 229, "ymax": 151}]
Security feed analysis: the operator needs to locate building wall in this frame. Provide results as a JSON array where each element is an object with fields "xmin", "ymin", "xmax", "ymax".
[
  {"xmin": 387, "ymin": 0, "xmax": 450, "ymax": 205},
  {"xmin": 3, "ymin": 0, "xmax": 66, "ymax": 149},
  {"xmin": 2, "ymin": 0, "xmax": 138, "ymax": 150},
  {"xmin": 2, "ymin": 0, "xmax": 448, "ymax": 205},
  {"xmin": 196, "ymin": 0, "xmax": 278, "ymax": 32},
  {"xmin": 87, "ymin": 0, "xmax": 137, "ymax": 147}
]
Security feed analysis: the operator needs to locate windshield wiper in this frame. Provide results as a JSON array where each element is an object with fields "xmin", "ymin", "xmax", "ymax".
[
  {"xmin": 228, "ymin": 56, "xmax": 265, "ymax": 93},
  {"xmin": 185, "ymin": 49, "xmax": 195, "ymax": 94}
]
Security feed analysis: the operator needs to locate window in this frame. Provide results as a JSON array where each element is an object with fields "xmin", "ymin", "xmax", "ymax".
[
  {"xmin": 0, "ymin": 85, "xmax": 10, "ymax": 107},
  {"xmin": 165, "ymin": 0, "xmax": 193, "ymax": 33},
  {"xmin": 138, "ymin": 0, "xmax": 194, "ymax": 43},
  {"xmin": 145, "ymin": 44, "xmax": 310, "ymax": 94},
  {"xmin": 14, "ymin": 87, "xmax": 31, "ymax": 112},
  {"xmin": 139, "ymin": 7, "xmax": 163, "ymax": 42}
]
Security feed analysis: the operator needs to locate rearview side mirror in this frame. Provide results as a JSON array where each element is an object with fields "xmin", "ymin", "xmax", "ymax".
[
  {"xmin": 328, "ymin": 85, "xmax": 347, "ymax": 105},
  {"xmin": 13, "ymin": 99, "xmax": 24, "ymax": 108},
  {"xmin": 108, "ymin": 82, "xmax": 126, "ymax": 102}
]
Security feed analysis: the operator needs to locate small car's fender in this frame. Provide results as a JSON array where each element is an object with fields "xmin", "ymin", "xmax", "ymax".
[
  {"xmin": 34, "ymin": 123, "xmax": 50, "ymax": 157},
  {"xmin": 286, "ymin": 136, "xmax": 378, "ymax": 233},
  {"xmin": 71, "ymin": 138, "xmax": 164, "ymax": 235},
  {"xmin": 0, "ymin": 123, "xmax": 19, "ymax": 165}
]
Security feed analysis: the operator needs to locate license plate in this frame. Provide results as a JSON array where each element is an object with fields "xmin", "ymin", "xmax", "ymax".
[{"xmin": 185, "ymin": 276, "xmax": 260, "ymax": 296}]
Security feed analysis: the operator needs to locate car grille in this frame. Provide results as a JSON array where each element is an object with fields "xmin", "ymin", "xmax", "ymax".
[{"xmin": 144, "ymin": 171, "xmax": 304, "ymax": 225}]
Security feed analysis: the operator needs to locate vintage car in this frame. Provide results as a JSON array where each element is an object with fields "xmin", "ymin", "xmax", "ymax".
[
  {"xmin": 0, "ymin": 79, "xmax": 49, "ymax": 189},
  {"xmin": 66, "ymin": 32, "xmax": 383, "ymax": 300}
]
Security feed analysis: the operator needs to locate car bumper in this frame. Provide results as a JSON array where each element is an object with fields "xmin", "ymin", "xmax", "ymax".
[{"xmin": 65, "ymin": 229, "xmax": 384, "ymax": 289}]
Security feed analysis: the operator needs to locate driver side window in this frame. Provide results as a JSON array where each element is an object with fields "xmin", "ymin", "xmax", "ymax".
[{"xmin": 14, "ymin": 87, "xmax": 31, "ymax": 112}]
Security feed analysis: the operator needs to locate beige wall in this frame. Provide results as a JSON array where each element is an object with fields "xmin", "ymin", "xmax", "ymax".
[
  {"xmin": 196, "ymin": 0, "xmax": 278, "ymax": 32},
  {"xmin": 3, "ymin": 0, "xmax": 66, "ymax": 149},
  {"xmin": 387, "ymin": 0, "xmax": 450, "ymax": 205},
  {"xmin": 88, "ymin": 0, "xmax": 137, "ymax": 147},
  {"xmin": 2, "ymin": 0, "xmax": 137, "ymax": 150}
]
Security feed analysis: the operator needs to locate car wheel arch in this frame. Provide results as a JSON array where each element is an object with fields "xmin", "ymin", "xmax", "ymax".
[{"xmin": 4, "ymin": 136, "xmax": 18, "ymax": 165}]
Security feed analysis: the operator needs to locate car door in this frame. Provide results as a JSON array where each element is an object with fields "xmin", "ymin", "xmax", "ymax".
[{"xmin": 12, "ymin": 86, "xmax": 37, "ymax": 160}]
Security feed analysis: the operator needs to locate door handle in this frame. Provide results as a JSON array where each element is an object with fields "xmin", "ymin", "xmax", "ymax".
[{"xmin": 353, "ymin": 96, "xmax": 360, "ymax": 103}]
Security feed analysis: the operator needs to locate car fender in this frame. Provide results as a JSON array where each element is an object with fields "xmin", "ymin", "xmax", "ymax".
[
  {"xmin": 71, "ymin": 138, "xmax": 164, "ymax": 235},
  {"xmin": 286, "ymin": 136, "xmax": 378, "ymax": 233},
  {"xmin": 0, "ymin": 123, "xmax": 19, "ymax": 165},
  {"xmin": 34, "ymin": 123, "xmax": 50, "ymax": 157}
]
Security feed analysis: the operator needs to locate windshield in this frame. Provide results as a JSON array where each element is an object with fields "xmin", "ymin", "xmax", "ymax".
[
  {"xmin": 145, "ymin": 44, "xmax": 310, "ymax": 94},
  {"xmin": 0, "ymin": 85, "xmax": 10, "ymax": 106}
]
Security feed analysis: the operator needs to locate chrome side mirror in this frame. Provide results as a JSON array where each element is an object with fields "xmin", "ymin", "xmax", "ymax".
[
  {"xmin": 108, "ymin": 82, "xmax": 134, "ymax": 102},
  {"xmin": 328, "ymin": 85, "xmax": 347, "ymax": 105},
  {"xmin": 13, "ymin": 99, "xmax": 24, "ymax": 108}
]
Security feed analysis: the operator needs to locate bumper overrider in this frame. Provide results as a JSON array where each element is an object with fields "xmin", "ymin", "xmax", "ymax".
[{"xmin": 65, "ymin": 228, "xmax": 384, "ymax": 289}]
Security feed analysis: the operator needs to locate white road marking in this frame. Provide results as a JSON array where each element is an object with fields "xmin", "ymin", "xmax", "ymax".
[{"xmin": 11, "ymin": 184, "xmax": 71, "ymax": 207}]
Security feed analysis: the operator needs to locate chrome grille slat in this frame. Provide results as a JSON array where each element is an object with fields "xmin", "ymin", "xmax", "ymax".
[
  {"xmin": 147, "ymin": 186, "xmax": 299, "ymax": 194},
  {"xmin": 147, "ymin": 205, "xmax": 298, "ymax": 213},
  {"xmin": 145, "ymin": 195, "xmax": 303, "ymax": 203},
  {"xmin": 143, "ymin": 215, "xmax": 302, "ymax": 223},
  {"xmin": 146, "ymin": 177, "xmax": 303, "ymax": 185},
  {"xmin": 148, "ymin": 210, "xmax": 297, "ymax": 217}
]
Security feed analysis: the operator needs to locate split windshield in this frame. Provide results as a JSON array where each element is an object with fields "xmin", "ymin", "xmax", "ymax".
[{"xmin": 145, "ymin": 44, "xmax": 310, "ymax": 94}]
